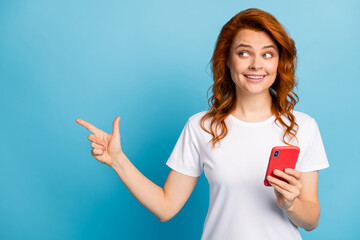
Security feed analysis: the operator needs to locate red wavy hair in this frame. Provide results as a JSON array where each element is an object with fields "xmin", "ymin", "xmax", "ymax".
[{"xmin": 200, "ymin": 8, "xmax": 299, "ymax": 148}]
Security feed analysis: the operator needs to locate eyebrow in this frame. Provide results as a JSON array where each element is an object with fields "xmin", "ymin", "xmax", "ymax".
[{"xmin": 235, "ymin": 44, "xmax": 277, "ymax": 50}]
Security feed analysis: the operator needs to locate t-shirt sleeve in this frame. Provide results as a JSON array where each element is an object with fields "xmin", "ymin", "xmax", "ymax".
[
  {"xmin": 166, "ymin": 119, "xmax": 203, "ymax": 177},
  {"xmin": 297, "ymin": 118, "xmax": 330, "ymax": 172}
]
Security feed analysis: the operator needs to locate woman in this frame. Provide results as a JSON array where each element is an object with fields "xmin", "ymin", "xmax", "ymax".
[{"xmin": 76, "ymin": 8, "xmax": 329, "ymax": 239}]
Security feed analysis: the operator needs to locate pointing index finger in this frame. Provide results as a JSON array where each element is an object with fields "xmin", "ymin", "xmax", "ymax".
[{"xmin": 75, "ymin": 118, "xmax": 101, "ymax": 134}]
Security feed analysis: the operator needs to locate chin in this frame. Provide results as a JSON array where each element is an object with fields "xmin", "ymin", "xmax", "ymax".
[{"xmin": 242, "ymin": 87, "xmax": 270, "ymax": 96}]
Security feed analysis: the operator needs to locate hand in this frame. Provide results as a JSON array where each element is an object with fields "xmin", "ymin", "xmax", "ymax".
[
  {"xmin": 75, "ymin": 116, "xmax": 123, "ymax": 167},
  {"xmin": 267, "ymin": 168, "xmax": 303, "ymax": 211}
]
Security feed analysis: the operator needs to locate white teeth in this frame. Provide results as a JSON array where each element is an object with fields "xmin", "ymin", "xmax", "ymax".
[{"xmin": 245, "ymin": 75, "xmax": 265, "ymax": 79}]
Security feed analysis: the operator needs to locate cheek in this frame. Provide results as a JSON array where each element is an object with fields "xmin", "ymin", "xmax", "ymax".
[
  {"xmin": 267, "ymin": 59, "xmax": 279, "ymax": 74},
  {"xmin": 229, "ymin": 57, "xmax": 248, "ymax": 73}
]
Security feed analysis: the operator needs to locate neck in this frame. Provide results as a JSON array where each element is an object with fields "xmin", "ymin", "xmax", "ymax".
[{"xmin": 231, "ymin": 89, "xmax": 273, "ymax": 122}]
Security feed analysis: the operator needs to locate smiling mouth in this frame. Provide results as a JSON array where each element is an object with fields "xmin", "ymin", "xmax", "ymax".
[
  {"xmin": 243, "ymin": 74, "xmax": 267, "ymax": 83},
  {"xmin": 243, "ymin": 74, "xmax": 266, "ymax": 79}
]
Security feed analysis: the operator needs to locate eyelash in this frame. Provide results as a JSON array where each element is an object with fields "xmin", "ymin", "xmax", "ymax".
[{"xmin": 238, "ymin": 51, "xmax": 274, "ymax": 58}]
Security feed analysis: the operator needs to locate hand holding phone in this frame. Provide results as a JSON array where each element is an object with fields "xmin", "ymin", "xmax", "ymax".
[{"xmin": 264, "ymin": 146, "xmax": 300, "ymax": 187}]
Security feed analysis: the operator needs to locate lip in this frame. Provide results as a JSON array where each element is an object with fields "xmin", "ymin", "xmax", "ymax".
[{"xmin": 243, "ymin": 74, "xmax": 266, "ymax": 83}]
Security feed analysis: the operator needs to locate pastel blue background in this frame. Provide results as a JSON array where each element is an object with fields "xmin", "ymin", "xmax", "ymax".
[{"xmin": 1, "ymin": 0, "xmax": 359, "ymax": 239}]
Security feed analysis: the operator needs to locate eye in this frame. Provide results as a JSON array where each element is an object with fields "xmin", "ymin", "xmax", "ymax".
[
  {"xmin": 238, "ymin": 51, "xmax": 249, "ymax": 57},
  {"xmin": 263, "ymin": 52, "xmax": 273, "ymax": 58}
]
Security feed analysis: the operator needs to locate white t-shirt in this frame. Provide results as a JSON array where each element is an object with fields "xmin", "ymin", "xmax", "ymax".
[{"xmin": 166, "ymin": 110, "xmax": 329, "ymax": 240}]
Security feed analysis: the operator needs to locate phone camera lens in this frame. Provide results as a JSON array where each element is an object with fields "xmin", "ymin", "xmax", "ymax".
[{"xmin": 274, "ymin": 150, "xmax": 279, "ymax": 157}]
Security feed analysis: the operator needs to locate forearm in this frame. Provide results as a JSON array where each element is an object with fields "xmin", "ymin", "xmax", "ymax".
[
  {"xmin": 111, "ymin": 152, "xmax": 169, "ymax": 222},
  {"xmin": 284, "ymin": 198, "xmax": 320, "ymax": 231}
]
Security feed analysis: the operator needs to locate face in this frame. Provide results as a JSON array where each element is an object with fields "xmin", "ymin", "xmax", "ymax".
[{"xmin": 227, "ymin": 29, "xmax": 279, "ymax": 96}]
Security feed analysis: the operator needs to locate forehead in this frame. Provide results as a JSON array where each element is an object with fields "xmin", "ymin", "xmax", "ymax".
[{"xmin": 232, "ymin": 29, "xmax": 278, "ymax": 49}]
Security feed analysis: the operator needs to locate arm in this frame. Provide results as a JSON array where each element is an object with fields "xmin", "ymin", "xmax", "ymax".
[
  {"xmin": 111, "ymin": 153, "xmax": 167, "ymax": 222},
  {"xmin": 284, "ymin": 171, "xmax": 320, "ymax": 231},
  {"xmin": 76, "ymin": 117, "xmax": 198, "ymax": 222},
  {"xmin": 268, "ymin": 169, "xmax": 321, "ymax": 231},
  {"xmin": 163, "ymin": 168, "xmax": 199, "ymax": 221},
  {"xmin": 284, "ymin": 198, "xmax": 320, "ymax": 231},
  {"xmin": 112, "ymin": 153, "xmax": 199, "ymax": 222}
]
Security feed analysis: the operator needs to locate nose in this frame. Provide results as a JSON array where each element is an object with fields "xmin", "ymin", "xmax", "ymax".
[{"xmin": 248, "ymin": 56, "xmax": 262, "ymax": 71}]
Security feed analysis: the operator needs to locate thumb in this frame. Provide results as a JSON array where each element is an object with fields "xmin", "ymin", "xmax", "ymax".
[{"xmin": 112, "ymin": 116, "xmax": 121, "ymax": 137}]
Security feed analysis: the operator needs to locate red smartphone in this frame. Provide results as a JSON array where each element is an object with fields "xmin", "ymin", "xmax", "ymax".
[{"xmin": 264, "ymin": 146, "xmax": 300, "ymax": 187}]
